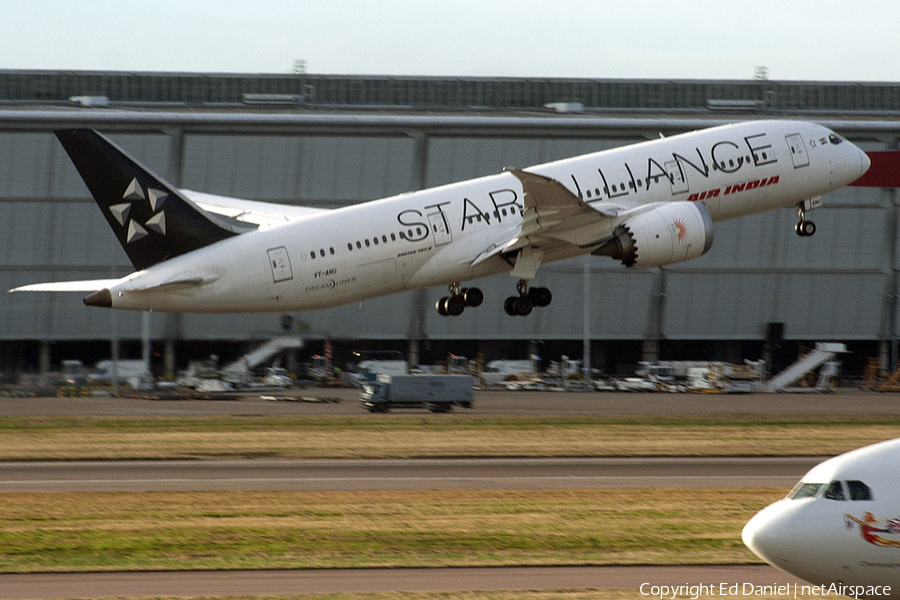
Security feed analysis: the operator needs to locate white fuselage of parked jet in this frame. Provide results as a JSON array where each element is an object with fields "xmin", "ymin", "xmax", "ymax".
[
  {"xmin": 11, "ymin": 120, "xmax": 870, "ymax": 314},
  {"xmin": 743, "ymin": 437, "xmax": 900, "ymax": 597}
]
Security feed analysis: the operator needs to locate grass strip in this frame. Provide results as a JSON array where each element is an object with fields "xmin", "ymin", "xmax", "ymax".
[
  {"xmin": 0, "ymin": 487, "xmax": 783, "ymax": 573},
  {"xmin": 0, "ymin": 414, "xmax": 899, "ymax": 460}
]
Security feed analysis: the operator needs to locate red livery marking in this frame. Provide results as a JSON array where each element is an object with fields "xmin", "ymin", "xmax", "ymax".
[{"xmin": 689, "ymin": 176, "xmax": 779, "ymax": 202}]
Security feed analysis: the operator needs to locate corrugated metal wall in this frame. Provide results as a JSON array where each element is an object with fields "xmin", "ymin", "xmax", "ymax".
[{"xmin": 0, "ymin": 117, "xmax": 896, "ymax": 347}]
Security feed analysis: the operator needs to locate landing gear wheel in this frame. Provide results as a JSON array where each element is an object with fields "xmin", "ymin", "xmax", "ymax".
[
  {"xmin": 505, "ymin": 280, "xmax": 549, "ymax": 316},
  {"xmin": 436, "ymin": 282, "xmax": 474, "ymax": 316},
  {"xmin": 794, "ymin": 220, "xmax": 816, "ymax": 237},
  {"xmin": 504, "ymin": 296, "xmax": 518, "ymax": 316},
  {"xmin": 462, "ymin": 287, "xmax": 484, "ymax": 307},
  {"xmin": 801, "ymin": 220, "xmax": 816, "ymax": 236},
  {"xmin": 528, "ymin": 287, "xmax": 552, "ymax": 308},
  {"xmin": 443, "ymin": 294, "xmax": 466, "ymax": 316},
  {"xmin": 513, "ymin": 295, "xmax": 533, "ymax": 316}
]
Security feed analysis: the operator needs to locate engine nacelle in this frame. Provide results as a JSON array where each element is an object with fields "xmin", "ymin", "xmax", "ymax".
[{"xmin": 595, "ymin": 201, "xmax": 714, "ymax": 268}]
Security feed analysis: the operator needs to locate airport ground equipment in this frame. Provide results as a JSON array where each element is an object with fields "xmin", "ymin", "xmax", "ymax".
[
  {"xmin": 360, "ymin": 374, "xmax": 474, "ymax": 413},
  {"xmin": 763, "ymin": 343, "xmax": 847, "ymax": 393},
  {"xmin": 220, "ymin": 336, "xmax": 303, "ymax": 383}
]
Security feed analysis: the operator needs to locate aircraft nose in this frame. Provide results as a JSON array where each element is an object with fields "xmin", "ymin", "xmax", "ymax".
[{"xmin": 742, "ymin": 502, "xmax": 797, "ymax": 567}]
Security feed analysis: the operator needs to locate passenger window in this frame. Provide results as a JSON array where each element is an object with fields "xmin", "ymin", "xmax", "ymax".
[
  {"xmin": 789, "ymin": 482, "xmax": 823, "ymax": 499},
  {"xmin": 310, "ymin": 251, "xmax": 316, "ymax": 260},
  {"xmin": 824, "ymin": 480, "xmax": 846, "ymax": 501},
  {"xmin": 847, "ymin": 480, "xmax": 873, "ymax": 501}
]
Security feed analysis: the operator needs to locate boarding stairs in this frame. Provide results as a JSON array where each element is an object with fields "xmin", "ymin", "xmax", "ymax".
[
  {"xmin": 763, "ymin": 342, "xmax": 846, "ymax": 393},
  {"xmin": 221, "ymin": 336, "xmax": 303, "ymax": 381}
]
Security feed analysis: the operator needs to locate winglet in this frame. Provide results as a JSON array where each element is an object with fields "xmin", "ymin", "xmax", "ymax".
[{"xmin": 55, "ymin": 130, "xmax": 250, "ymax": 271}]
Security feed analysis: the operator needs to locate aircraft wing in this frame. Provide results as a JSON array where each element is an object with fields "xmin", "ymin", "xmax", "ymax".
[
  {"xmin": 184, "ymin": 190, "xmax": 331, "ymax": 229},
  {"xmin": 472, "ymin": 169, "xmax": 637, "ymax": 278}
]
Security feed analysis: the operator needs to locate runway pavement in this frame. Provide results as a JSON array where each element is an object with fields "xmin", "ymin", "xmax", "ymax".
[
  {"xmin": 0, "ymin": 565, "xmax": 805, "ymax": 599},
  {"xmin": 2, "ymin": 387, "xmax": 900, "ymax": 416},
  {"xmin": 0, "ymin": 456, "xmax": 815, "ymax": 492}
]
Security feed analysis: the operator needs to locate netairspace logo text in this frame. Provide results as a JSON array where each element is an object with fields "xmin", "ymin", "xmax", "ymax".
[{"xmin": 639, "ymin": 582, "xmax": 892, "ymax": 599}]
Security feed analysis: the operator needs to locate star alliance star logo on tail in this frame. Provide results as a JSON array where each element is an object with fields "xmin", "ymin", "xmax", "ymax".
[{"xmin": 108, "ymin": 178, "xmax": 168, "ymax": 243}]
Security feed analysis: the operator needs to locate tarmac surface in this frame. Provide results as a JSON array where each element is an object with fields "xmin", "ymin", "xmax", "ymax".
[
  {"xmin": 2, "ymin": 387, "xmax": 900, "ymax": 416},
  {"xmin": 0, "ymin": 456, "xmax": 817, "ymax": 493},
  {"xmin": 0, "ymin": 565, "xmax": 805, "ymax": 599},
  {"xmin": 1, "ymin": 388, "xmax": 894, "ymax": 597}
]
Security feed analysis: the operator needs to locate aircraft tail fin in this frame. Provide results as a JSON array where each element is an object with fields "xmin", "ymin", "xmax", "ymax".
[{"xmin": 55, "ymin": 130, "xmax": 251, "ymax": 271}]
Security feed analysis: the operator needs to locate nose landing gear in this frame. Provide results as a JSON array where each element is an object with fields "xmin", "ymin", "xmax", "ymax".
[
  {"xmin": 795, "ymin": 204, "xmax": 816, "ymax": 237},
  {"xmin": 504, "ymin": 280, "xmax": 552, "ymax": 317}
]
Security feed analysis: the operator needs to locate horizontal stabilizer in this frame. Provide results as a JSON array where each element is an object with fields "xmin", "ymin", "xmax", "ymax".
[{"xmin": 9, "ymin": 279, "xmax": 122, "ymax": 293}]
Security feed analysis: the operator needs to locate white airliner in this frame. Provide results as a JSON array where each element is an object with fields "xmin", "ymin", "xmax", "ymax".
[
  {"xmin": 743, "ymin": 438, "xmax": 900, "ymax": 597},
  {"xmin": 11, "ymin": 120, "xmax": 870, "ymax": 315}
]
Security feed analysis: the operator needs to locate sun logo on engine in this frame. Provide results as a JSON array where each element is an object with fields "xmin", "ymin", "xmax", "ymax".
[{"xmin": 673, "ymin": 218, "xmax": 688, "ymax": 242}]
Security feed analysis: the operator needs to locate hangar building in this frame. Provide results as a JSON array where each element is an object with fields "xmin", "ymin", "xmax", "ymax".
[{"xmin": 1, "ymin": 71, "xmax": 898, "ymax": 377}]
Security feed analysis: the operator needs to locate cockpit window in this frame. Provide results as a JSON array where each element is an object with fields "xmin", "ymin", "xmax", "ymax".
[
  {"xmin": 789, "ymin": 482, "xmax": 823, "ymax": 499},
  {"xmin": 829, "ymin": 133, "xmax": 844, "ymax": 145},
  {"xmin": 847, "ymin": 480, "xmax": 873, "ymax": 501},
  {"xmin": 824, "ymin": 480, "xmax": 846, "ymax": 501}
]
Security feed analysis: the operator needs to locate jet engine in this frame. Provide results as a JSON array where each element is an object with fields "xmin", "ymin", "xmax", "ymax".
[{"xmin": 594, "ymin": 201, "xmax": 713, "ymax": 268}]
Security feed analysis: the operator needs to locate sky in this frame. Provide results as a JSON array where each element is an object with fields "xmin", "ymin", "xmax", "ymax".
[{"xmin": 3, "ymin": 0, "xmax": 898, "ymax": 81}]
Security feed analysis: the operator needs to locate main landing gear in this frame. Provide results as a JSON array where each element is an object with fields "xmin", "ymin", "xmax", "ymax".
[
  {"xmin": 795, "ymin": 204, "xmax": 816, "ymax": 237},
  {"xmin": 503, "ymin": 280, "xmax": 552, "ymax": 317},
  {"xmin": 434, "ymin": 281, "xmax": 553, "ymax": 317},
  {"xmin": 436, "ymin": 283, "xmax": 484, "ymax": 316}
]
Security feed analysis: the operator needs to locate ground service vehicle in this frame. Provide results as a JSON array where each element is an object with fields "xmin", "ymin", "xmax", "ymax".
[{"xmin": 360, "ymin": 374, "xmax": 474, "ymax": 413}]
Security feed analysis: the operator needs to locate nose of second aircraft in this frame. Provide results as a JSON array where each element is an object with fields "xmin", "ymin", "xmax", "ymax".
[
  {"xmin": 742, "ymin": 500, "xmax": 815, "ymax": 572},
  {"xmin": 742, "ymin": 503, "xmax": 787, "ymax": 566}
]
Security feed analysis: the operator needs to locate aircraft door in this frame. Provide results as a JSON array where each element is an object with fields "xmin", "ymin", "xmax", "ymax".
[
  {"xmin": 665, "ymin": 161, "xmax": 689, "ymax": 195},
  {"xmin": 267, "ymin": 247, "xmax": 293, "ymax": 282},
  {"xmin": 786, "ymin": 134, "xmax": 810, "ymax": 168},
  {"xmin": 428, "ymin": 212, "xmax": 452, "ymax": 246}
]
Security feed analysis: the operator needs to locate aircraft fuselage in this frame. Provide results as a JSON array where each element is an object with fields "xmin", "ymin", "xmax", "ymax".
[{"xmin": 67, "ymin": 120, "xmax": 872, "ymax": 313}]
